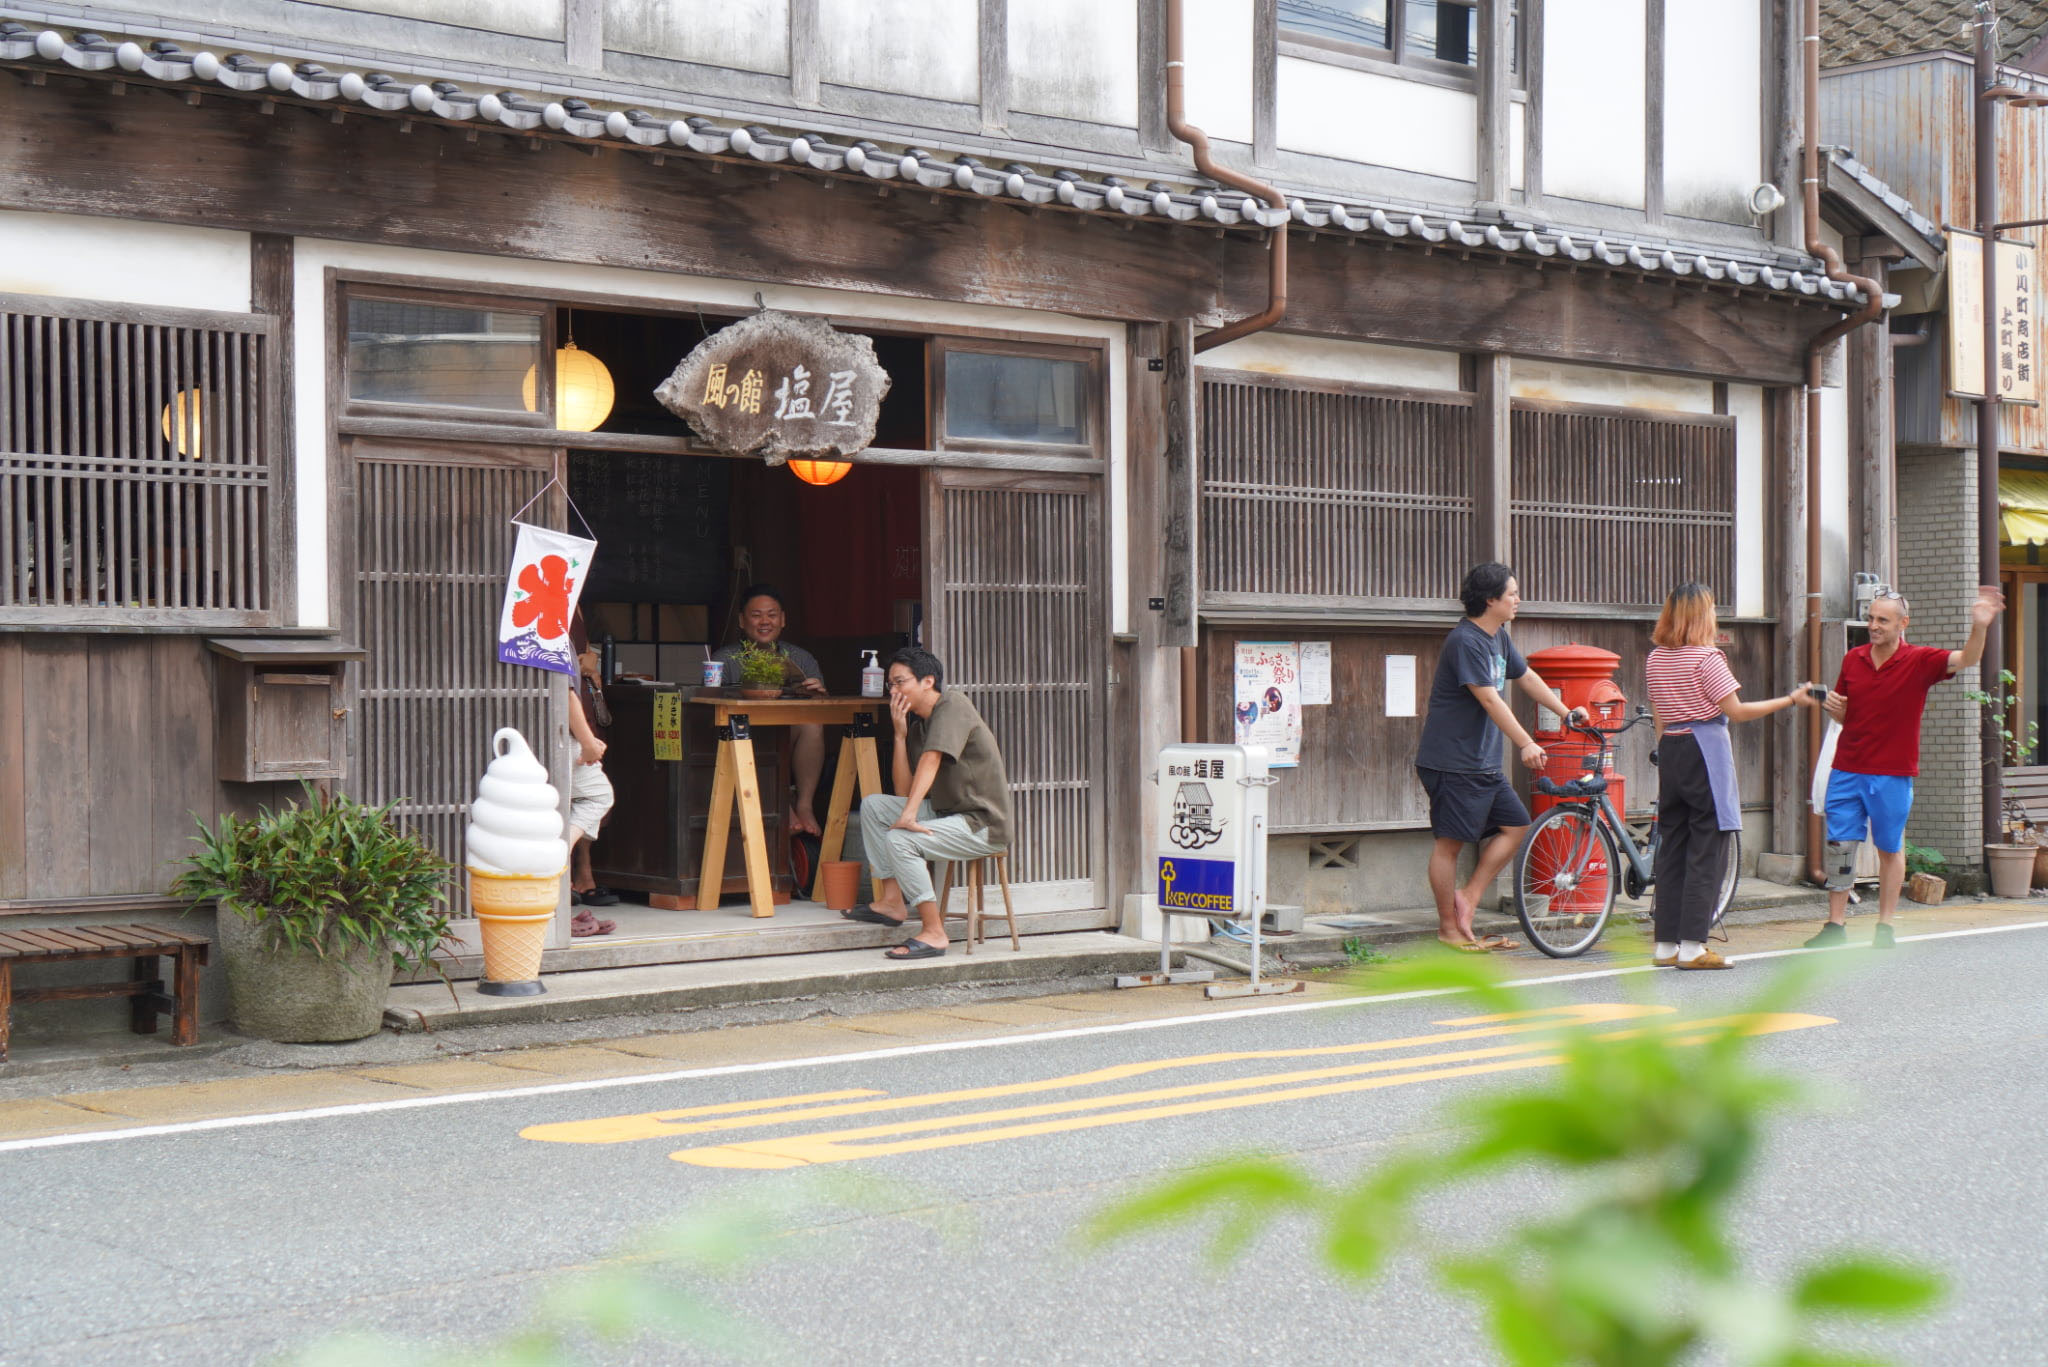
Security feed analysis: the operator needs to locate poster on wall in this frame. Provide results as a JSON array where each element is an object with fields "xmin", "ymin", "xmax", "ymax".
[
  {"xmin": 497, "ymin": 521, "xmax": 598, "ymax": 676},
  {"xmin": 1233, "ymin": 641, "xmax": 1302, "ymax": 768}
]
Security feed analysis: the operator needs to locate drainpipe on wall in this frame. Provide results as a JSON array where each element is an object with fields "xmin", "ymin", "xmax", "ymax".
[
  {"xmin": 1164, "ymin": 0, "xmax": 1293, "ymax": 741},
  {"xmin": 1801, "ymin": 0, "xmax": 1886, "ymax": 882}
]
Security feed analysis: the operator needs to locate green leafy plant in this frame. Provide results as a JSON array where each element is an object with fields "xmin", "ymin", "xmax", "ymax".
[
  {"xmin": 1340, "ymin": 937, "xmax": 1390, "ymax": 966},
  {"xmin": 1902, "ymin": 843, "xmax": 1948, "ymax": 880},
  {"xmin": 1086, "ymin": 954, "xmax": 1942, "ymax": 1367},
  {"xmin": 731, "ymin": 640, "xmax": 788, "ymax": 689},
  {"xmin": 171, "ymin": 784, "xmax": 455, "ymax": 974},
  {"xmin": 1965, "ymin": 668, "xmax": 2039, "ymax": 771}
]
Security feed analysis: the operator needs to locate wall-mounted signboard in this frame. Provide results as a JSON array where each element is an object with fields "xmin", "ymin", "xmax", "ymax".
[{"xmin": 1947, "ymin": 230, "xmax": 2039, "ymax": 405}]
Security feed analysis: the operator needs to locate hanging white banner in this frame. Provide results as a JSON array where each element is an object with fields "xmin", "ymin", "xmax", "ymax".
[{"xmin": 497, "ymin": 521, "xmax": 598, "ymax": 676}]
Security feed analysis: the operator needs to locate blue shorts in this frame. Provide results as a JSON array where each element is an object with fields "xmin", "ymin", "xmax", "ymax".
[{"xmin": 1825, "ymin": 771, "xmax": 1914, "ymax": 853}]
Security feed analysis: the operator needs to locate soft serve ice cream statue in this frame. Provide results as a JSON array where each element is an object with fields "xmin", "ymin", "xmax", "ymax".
[{"xmin": 465, "ymin": 728, "xmax": 568, "ymax": 879}]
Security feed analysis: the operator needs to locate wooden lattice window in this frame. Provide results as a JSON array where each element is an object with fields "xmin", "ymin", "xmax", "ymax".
[
  {"xmin": 0, "ymin": 295, "xmax": 281, "ymax": 626},
  {"xmin": 1199, "ymin": 372, "xmax": 1474, "ymax": 609},
  {"xmin": 1509, "ymin": 402, "xmax": 1736, "ymax": 610}
]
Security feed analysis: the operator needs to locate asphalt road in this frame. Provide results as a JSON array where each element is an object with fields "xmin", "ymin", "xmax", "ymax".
[{"xmin": 4, "ymin": 921, "xmax": 2045, "ymax": 1366}]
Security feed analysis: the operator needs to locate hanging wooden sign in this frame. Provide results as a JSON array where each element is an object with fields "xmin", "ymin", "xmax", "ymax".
[{"xmin": 654, "ymin": 310, "xmax": 891, "ymax": 463}]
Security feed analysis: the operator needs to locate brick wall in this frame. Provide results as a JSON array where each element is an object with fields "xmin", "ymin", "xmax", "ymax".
[{"xmin": 1895, "ymin": 447, "xmax": 1982, "ymax": 867}]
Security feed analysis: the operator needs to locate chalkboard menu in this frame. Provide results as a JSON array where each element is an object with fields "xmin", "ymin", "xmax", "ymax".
[{"xmin": 568, "ymin": 452, "xmax": 729, "ymax": 606}]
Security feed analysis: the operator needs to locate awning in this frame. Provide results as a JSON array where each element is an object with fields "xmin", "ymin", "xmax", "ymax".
[{"xmin": 2000, "ymin": 471, "xmax": 2048, "ymax": 545}]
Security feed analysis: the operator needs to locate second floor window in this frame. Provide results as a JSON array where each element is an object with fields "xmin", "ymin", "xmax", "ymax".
[{"xmin": 1281, "ymin": 0, "xmax": 1511, "ymax": 76}]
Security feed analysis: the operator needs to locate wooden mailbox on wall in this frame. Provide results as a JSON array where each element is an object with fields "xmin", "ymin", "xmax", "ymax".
[{"xmin": 207, "ymin": 639, "xmax": 365, "ymax": 783}]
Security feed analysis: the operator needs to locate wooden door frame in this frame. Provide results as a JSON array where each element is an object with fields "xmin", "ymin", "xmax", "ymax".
[
  {"xmin": 344, "ymin": 434, "xmax": 572, "ymax": 952},
  {"xmin": 923, "ymin": 465, "xmax": 1113, "ymax": 918}
]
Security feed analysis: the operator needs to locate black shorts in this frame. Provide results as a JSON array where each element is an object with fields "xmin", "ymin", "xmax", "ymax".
[{"xmin": 1416, "ymin": 767, "xmax": 1530, "ymax": 843}]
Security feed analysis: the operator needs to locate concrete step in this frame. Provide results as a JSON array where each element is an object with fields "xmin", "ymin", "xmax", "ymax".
[{"xmin": 383, "ymin": 931, "xmax": 1171, "ymax": 1032}]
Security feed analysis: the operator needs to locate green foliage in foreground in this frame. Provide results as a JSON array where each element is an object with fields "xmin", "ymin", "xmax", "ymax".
[{"xmin": 1084, "ymin": 954, "xmax": 1941, "ymax": 1367}]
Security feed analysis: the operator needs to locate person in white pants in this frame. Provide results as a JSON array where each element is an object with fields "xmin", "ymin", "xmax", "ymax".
[{"xmin": 842, "ymin": 647, "xmax": 1013, "ymax": 960}]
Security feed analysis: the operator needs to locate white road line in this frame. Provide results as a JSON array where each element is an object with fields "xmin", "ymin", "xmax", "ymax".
[{"xmin": 4, "ymin": 917, "xmax": 2044, "ymax": 1155}]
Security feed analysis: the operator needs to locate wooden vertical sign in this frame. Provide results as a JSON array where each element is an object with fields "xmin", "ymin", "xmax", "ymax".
[{"xmin": 1161, "ymin": 319, "xmax": 1199, "ymax": 649}]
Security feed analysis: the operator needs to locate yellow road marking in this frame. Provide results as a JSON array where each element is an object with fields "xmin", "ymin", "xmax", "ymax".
[
  {"xmin": 521, "ymin": 1003, "xmax": 1659, "ymax": 1146},
  {"xmin": 666, "ymin": 1012, "xmax": 1833, "ymax": 1169}
]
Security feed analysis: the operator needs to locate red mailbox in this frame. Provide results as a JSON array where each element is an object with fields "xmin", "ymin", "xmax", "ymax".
[{"xmin": 1525, "ymin": 642, "xmax": 1629, "ymax": 820}]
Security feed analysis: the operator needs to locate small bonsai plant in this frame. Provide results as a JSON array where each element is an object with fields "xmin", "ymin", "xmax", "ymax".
[
  {"xmin": 172, "ymin": 784, "xmax": 455, "ymax": 973},
  {"xmin": 731, "ymin": 640, "xmax": 788, "ymax": 691}
]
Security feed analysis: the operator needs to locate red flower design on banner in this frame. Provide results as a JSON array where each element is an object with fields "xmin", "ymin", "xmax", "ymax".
[{"xmin": 512, "ymin": 554, "xmax": 576, "ymax": 641}]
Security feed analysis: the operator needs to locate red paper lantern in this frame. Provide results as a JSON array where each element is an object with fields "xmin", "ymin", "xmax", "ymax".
[{"xmin": 788, "ymin": 458, "xmax": 852, "ymax": 486}]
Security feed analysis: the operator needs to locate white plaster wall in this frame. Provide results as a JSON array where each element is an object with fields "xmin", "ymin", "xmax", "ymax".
[
  {"xmin": 1509, "ymin": 359, "xmax": 1716, "ymax": 413},
  {"xmin": 820, "ymin": 0, "xmax": 979, "ymax": 104},
  {"xmin": 1731, "ymin": 383, "xmax": 1767, "ymax": 618},
  {"xmin": 1541, "ymin": 0, "xmax": 1647, "ymax": 208},
  {"xmin": 606, "ymin": 0, "xmax": 790, "ymax": 74},
  {"xmin": 1663, "ymin": 0, "xmax": 1762, "ymax": 223},
  {"xmin": 1198, "ymin": 332, "xmax": 1461, "ymax": 391},
  {"xmin": 1010, "ymin": 0, "xmax": 1139, "ymax": 126},
  {"xmin": 149, "ymin": 0, "xmax": 562, "ymax": 38},
  {"xmin": 291, "ymin": 241, "xmax": 1128, "ymax": 633},
  {"xmin": 0, "ymin": 212, "xmax": 250, "ymax": 311},
  {"xmin": 1820, "ymin": 359, "xmax": 1852, "ymax": 620},
  {"xmin": 1277, "ymin": 59, "xmax": 1475, "ymax": 181},
  {"xmin": 1183, "ymin": 0, "xmax": 1255, "ymax": 145}
]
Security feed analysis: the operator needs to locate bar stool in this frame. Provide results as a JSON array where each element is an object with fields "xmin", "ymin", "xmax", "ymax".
[{"xmin": 935, "ymin": 853, "xmax": 1018, "ymax": 954}]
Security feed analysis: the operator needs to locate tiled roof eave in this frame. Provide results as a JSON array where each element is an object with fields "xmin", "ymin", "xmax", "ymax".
[{"xmin": 0, "ymin": 20, "xmax": 1889, "ymax": 310}]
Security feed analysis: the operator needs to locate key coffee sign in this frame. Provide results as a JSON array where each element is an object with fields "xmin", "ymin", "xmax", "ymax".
[{"xmin": 654, "ymin": 310, "xmax": 891, "ymax": 463}]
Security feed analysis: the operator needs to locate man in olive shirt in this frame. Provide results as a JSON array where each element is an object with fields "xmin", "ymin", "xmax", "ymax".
[{"xmin": 845, "ymin": 647, "xmax": 1012, "ymax": 959}]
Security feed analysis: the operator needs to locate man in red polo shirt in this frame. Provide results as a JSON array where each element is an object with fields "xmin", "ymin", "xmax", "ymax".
[{"xmin": 1806, "ymin": 585, "xmax": 2003, "ymax": 949}]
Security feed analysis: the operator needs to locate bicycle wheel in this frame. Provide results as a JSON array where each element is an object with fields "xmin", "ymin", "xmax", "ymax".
[
  {"xmin": 1515, "ymin": 804, "xmax": 1621, "ymax": 958},
  {"xmin": 1710, "ymin": 830, "xmax": 1742, "ymax": 932}
]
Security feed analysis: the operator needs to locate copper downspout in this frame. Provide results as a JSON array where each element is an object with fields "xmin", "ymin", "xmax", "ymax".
[
  {"xmin": 1165, "ymin": 0, "xmax": 1289, "ymax": 353},
  {"xmin": 1165, "ymin": 0, "xmax": 1293, "ymax": 740},
  {"xmin": 1801, "ymin": 0, "xmax": 1887, "ymax": 880}
]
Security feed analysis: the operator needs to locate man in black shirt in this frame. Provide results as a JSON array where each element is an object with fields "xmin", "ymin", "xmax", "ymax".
[{"xmin": 1414, "ymin": 562, "xmax": 1583, "ymax": 950}]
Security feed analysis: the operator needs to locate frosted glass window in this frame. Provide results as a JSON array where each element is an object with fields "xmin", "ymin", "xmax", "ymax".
[
  {"xmin": 347, "ymin": 299, "xmax": 542, "ymax": 413},
  {"xmin": 944, "ymin": 354, "xmax": 1088, "ymax": 446}
]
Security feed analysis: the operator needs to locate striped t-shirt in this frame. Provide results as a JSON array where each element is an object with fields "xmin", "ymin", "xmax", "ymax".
[{"xmin": 1645, "ymin": 645, "xmax": 1739, "ymax": 734}]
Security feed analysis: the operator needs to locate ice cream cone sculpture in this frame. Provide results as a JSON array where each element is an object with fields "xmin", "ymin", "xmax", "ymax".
[{"xmin": 464, "ymin": 727, "xmax": 568, "ymax": 996}]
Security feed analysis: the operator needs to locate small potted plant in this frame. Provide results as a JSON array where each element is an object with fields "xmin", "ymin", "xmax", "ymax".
[
  {"xmin": 732, "ymin": 640, "xmax": 788, "ymax": 699},
  {"xmin": 172, "ymin": 786, "xmax": 455, "ymax": 1042},
  {"xmin": 1965, "ymin": 669, "xmax": 2041, "ymax": 898},
  {"xmin": 1903, "ymin": 843, "xmax": 1949, "ymax": 904}
]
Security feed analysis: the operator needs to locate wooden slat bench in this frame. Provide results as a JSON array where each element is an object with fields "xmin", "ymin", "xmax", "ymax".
[
  {"xmin": 2004, "ymin": 766, "xmax": 2048, "ymax": 833},
  {"xmin": 0, "ymin": 923, "xmax": 211, "ymax": 1062}
]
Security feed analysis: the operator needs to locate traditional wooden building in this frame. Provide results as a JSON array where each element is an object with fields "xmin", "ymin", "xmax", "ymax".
[{"xmin": 0, "ymin": 0, "xmax": 1880, "ymax": 1021}]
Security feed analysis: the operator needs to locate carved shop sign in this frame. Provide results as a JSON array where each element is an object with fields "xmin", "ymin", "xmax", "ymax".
[{"xmin": 654, "ymin": 310, "xmax": 891, "ymax": 463}]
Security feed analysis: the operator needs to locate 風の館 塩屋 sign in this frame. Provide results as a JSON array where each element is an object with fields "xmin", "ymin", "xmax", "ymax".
[
  {"xmin": 1154, "ymin": 744, "xmax": 1271, "ymax": 922},
  {"xmin": 653, "ymin": 309, "xmax": 892, "ymax": 463}
]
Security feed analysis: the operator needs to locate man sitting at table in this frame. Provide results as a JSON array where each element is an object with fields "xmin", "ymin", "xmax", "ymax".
[{"xmin": 844, "ymin": 647, "xmax": 1012, "ymax": 960}]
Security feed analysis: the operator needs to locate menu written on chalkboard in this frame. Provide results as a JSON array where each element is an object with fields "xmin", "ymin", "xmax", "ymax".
[{"xmin": 569, "ymin": 452, "xmax": 729, "ymax": 606}]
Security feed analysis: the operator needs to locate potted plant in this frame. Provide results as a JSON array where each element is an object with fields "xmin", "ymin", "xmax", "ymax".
[
  {"xmin": 1966, "ymin": 669, "xmax": 2041, "ymax": 898},
  {"xmin": 731, "ymin": 640, "xmax": 788, "ymax": 699},
  {"xmin": 1902, "ymin": 842, "xmax": 1949, "ymax": 904},
  {"xmin": 172, "ymin": 786, "xmax": 455, "ymax": 1042}
]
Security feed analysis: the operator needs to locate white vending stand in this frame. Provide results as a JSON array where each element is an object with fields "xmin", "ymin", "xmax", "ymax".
[{"xmin": 1122, "ymin": 743, "xmax": 1301, "ymax": 999}]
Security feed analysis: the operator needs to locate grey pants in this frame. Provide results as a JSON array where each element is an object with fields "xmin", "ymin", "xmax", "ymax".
[{"xmin": 860, "ymin": 793, "xmax": 1001, "ymax": 910}]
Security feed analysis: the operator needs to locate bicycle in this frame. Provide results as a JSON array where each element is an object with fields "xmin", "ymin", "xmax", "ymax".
[{"xmin": 1511, "ymin": 708, "xmax": 1740, "ymax": 958}]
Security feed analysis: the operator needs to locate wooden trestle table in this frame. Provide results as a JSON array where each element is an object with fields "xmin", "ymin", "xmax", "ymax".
[{"xmin": 689, "ymin": 696, "xmax": 886, "ymax": 918}]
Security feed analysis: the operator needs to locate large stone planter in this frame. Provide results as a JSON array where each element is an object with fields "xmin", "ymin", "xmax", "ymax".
[{"xmin": 215, "ymin": 905, "xmax": 392, "ymax": 1042}]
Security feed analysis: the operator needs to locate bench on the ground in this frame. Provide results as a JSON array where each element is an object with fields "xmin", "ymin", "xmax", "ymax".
[
  {"xmin": 0, "ymin": 923, "xmax": 211, "ymax": 1062},
  {"xmin": 2004, "ymin": 766, "xmax": 2048, "ymax": 833}
]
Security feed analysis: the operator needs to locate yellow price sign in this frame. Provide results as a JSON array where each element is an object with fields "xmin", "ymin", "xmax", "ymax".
[{"xmin": 652, "ymin": 692, "xmax": 681, "ymax": 761}]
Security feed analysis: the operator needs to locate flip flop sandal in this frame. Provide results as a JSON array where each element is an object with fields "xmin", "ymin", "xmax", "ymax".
[
  {"xmin": 842, "ymin": 905, "xmax": 908, "ymax": 927},
  {"xmin": 570, "ymin": 910, "xmax": 616, "ymax": 938},
  {"xmin": 1479, "ymin": 936, "xmax": 1522, "ymax": 952},
  {"xmin": 1436, "ymin": 938, "xmax": 1488, "ymax": 953},
  {"xmin": 885, "ymin": 938, "xmax": 945, "ymax": 960}
]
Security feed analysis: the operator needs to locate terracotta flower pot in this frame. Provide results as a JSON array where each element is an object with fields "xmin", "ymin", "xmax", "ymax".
[
  {"xmin": 819, "ymin": 860, "xmax": 861, "ymax": 911},
  {"xmin": 2032, "ymin": 844, "xmax": 2048, "ymax": 889},
  {"xmin": 1983, "ymin": 844, "xmax": 2035, "ymax": 900},
  {"xmin": 739, "ymin": 686, "xmax": 782, "ymax": 699}
]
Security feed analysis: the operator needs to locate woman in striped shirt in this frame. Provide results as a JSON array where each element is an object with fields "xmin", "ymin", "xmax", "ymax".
[{"xmin": 1645, "ymin": 583, "xmax": 1816, "ymax": 969}]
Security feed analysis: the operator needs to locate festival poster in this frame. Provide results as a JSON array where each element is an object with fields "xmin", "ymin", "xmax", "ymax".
[
  {"xmin": 1233, "ymin": 640, "xmax": 1302, "ymax": 768},
  {"xmin": 496, "ymin": 521, "xmax": 598, "ymax": 676}
]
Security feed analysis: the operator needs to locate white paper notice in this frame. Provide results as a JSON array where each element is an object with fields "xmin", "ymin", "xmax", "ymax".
[
  {"xmin": 1300, "ymin": 641, "xmax": 1332, "ymax": 705},
  {"xmin": 1385, "ymin": 654, "xmax": 1418, "ymax": 717}
]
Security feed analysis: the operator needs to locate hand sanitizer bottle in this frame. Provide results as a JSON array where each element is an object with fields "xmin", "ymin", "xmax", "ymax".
[{"xmin": 861, "ymin": 650, "xmax": 884, "ymax": 698}]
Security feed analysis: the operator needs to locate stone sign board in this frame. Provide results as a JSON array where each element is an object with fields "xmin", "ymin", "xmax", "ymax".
[{"xmin": 654, "ymin": 310, "xmax": 891, "ymax": 463}]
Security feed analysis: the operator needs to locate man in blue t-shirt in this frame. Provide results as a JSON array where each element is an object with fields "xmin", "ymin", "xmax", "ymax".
[{"xmin": 1415, "ymin": 562, "xmax": 1584, "ymax": 951}]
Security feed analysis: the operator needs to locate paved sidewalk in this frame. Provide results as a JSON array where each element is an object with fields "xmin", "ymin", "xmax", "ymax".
[{"xmin": 1, "ymin": 896, "xmax": 2039, "ymax": 1143}]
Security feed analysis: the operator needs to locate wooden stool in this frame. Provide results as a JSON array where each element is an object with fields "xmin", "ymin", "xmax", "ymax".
[{"xmin": 935, "ymin": 854, "xmax": 1018, "ymax": 955}]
